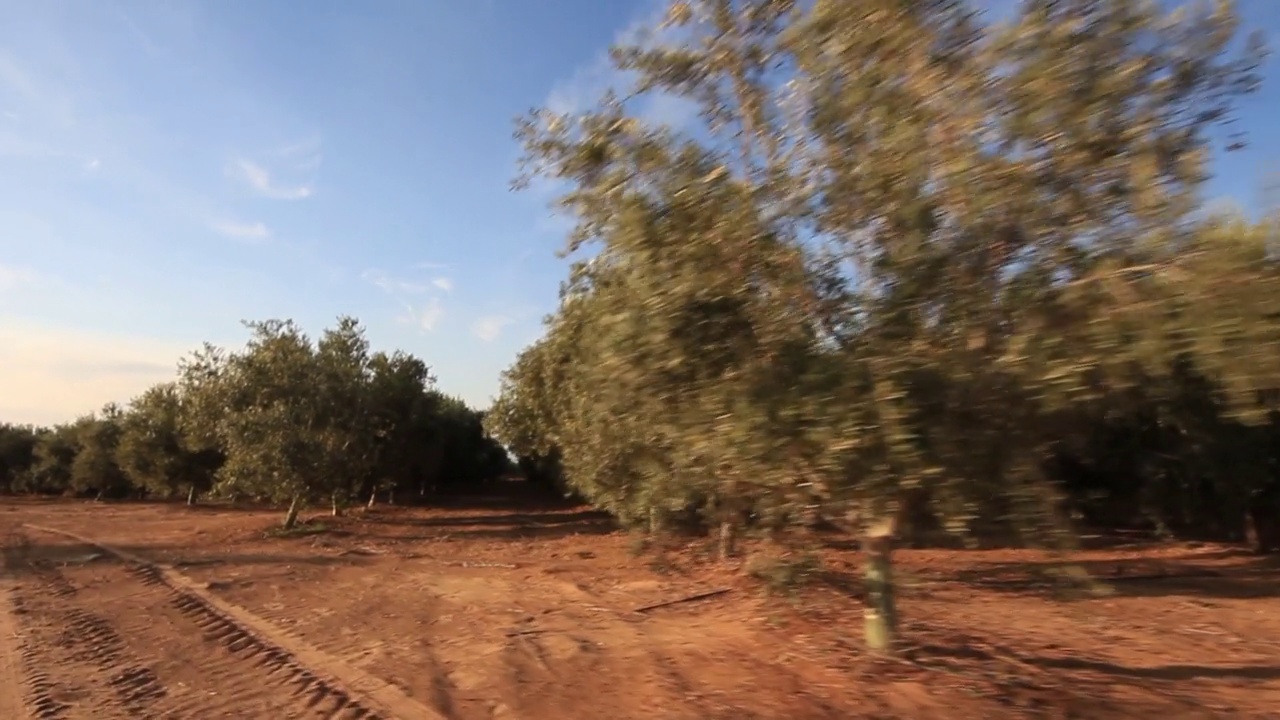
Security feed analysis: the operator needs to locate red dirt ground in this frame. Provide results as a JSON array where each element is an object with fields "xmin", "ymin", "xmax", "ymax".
[{"xmin": 2, "ymin": 496, "xmax": 1278, "ymax": 719}]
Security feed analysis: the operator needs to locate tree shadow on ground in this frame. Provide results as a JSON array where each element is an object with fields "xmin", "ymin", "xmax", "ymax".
[
  {"xmin": 900, "ymin": 628, "xmax": 1280, "ymax": 717},
  {"xmin": 170, "ymin": 501, "xmax": 280, "ymax": 514},
  {"xmin": 940, "ymin": 552, "xmax": 1280, "ymax": 601},
  {"xmin": 1032, "ymin": 655, "xmax": 1280, "ymax": 681},
  {"xmin": 360, "ymin": 509, "xmax": 618, "ymax": 541},
  {"xmin": 1, "ymin": 540, "xmax": 369, "ymax": 581},
  {"xmin": 818, "ymin": 528, "xmax": 1170, "ymax": 553},
  {"xmin": 910, "ymin": 637, "xmax": 1280, "ymax": 682}
]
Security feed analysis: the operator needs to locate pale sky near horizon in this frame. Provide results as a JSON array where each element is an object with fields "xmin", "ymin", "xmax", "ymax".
[{"xmin": 2, "ymin": 0, "xmax": 1278, "ymax": 427}]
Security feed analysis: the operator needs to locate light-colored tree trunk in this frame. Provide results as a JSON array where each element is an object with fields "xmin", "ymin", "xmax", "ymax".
[
  {"xmin": 863, "ymin": 527, "xmax": 898, "ymax": 654},
  {"xmin": 367, "ymin": 488, "xmax": 377, "ymax": 509},
  {"xmin": 716, "ymin": 483, "xmax": 740, "ymax": 561},
  {"xmin": 186, "ymin": 485, "xmax": 197, "ymax": 506},
  {"xmin": 331, "ymin": 490, "xmax": 343, "ymax": 517},
  {"xmin": 648, "ymin": 506, "xmax": 665, "ymax": 535},
  {"xmin": 1245, "ymin": 511, "xmax": 1261, "ymax": 552},
  {"xmin": 718, "ymin": 520, "xmax": 737, "ymax": 560},
  {"xmin": 388, "ymin": 487, "xmax": 395, "ymax": 505},
  {"xmin": 283, "ymin": 495, "xmax": 302, "ymax": 530}
]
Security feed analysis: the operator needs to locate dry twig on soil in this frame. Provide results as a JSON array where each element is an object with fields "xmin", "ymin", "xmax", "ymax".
[{"xmin": 634, "ymin": 588, "xmax": 733, "ymax": 613}]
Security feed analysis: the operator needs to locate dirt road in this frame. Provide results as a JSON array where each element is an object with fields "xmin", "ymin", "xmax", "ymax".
[
  {"xmin": 2, "ymin": 498, "xmax": 1279, "ymax": 719},
  {"xmin": 0, "ymin": 524, "xmax": 437, "ymax": 719},
  {"xmin": 0, "ymin": 545, "xmax": 31, "ymax": 720}
]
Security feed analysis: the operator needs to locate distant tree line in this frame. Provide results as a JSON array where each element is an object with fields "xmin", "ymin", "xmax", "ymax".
[{"xmin": 0, "ymin": 316, "xmax": 514, "ymax": 528}]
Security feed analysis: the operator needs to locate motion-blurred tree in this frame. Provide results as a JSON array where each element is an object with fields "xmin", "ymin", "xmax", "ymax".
[{"xmin": 502, "ymin": 0, "xmax": 1267, "ymax": 652}]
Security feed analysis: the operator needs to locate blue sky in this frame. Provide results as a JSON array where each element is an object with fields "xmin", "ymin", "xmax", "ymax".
[{"xmin": 1, "ymin": 0, "xmax": 1277, "ymax": 426}]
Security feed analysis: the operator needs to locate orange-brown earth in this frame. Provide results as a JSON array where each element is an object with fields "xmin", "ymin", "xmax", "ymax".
[{"xmin": 1, "ymin": 496, "xmax": 1278, "ymax": 719}]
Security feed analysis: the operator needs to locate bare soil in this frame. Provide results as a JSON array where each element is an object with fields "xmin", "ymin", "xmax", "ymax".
[{"xmin": 1, "ymin": 497, "xmax": 1278, "ymax": 719}]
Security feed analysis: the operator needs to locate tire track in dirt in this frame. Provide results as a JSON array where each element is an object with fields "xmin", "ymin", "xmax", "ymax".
[
  {"xmin": 20, "ymin": 525, "xmax": 445, "ymax": 720},
  {"xmin": 209, "ymin": 570, "xmax": 468, "ymax": 719},
  {"xmin": 0, "ymin": 536, "xmax": 33, "ymax": 720},
  {"xmin": 512, "ymin": 580, "xmax": 845, "ymax": 720},
  {"xmin": 6, "ymin": 541, "xmax": 168, "ymax": 719},
  {"xmin": 486, "ymin": 579, "xmax": 714, "ymax": 720}
]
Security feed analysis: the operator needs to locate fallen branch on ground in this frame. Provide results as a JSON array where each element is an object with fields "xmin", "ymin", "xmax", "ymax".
[
  {"xmin": 634, "ymin": 588, "xmax": 732, "ymax": 613},
  {"xmin": 504, "ymin": 628, "xmax": 550, "ymax": 637}
]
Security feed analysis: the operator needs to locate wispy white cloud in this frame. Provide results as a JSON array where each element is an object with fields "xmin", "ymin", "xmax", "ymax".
[
  {"xmin": 2, "ymin": 38, "xmax": 278, "ymax": 243},
  {"xmin": 472, "ymin": 314, "xmax": 513, "ymax": 343},
  {"xmin": 227, "ymin": 157, "xmax": 314, "ymax": 200},
  {"xmin": 389, "ymin": 296, "xmax": 445, "ymax": 332},
  {"xmin": 363, "ymin": 268, "xmax": 454, "ymax": 332},
  {"xmin": 212, "ymin": 219, "xmax": 271, "ymax": 242},
  {"xmin": 273, "ymin": 134, "xmax": 324, "ymax": 172},
  {"xmin": 411, "ymin": 297, "xmax": 445, "ymax": 332},
  {"xmin": 362, "ymin": 268, "xmax": 429, "ymax": 295}
]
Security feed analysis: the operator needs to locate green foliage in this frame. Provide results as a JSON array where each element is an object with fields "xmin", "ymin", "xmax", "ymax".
[
  {"xmin": 0, "ymin": 423, "xmax": 40, "ymax": 494},
  {"xmin": 70, "ymin": 406, "xmax": 131, "ymax": 499},
  {"xmin": 497, "ymin": 0, "xmax": 1275, "ymax": 557},
  {"xmin": 174, "ymin": 317, "xmax": 510, "ymax": 522},
  {"xmin": 26, "ymin": 424, "xmax": 78, "ymax": 495},
  {"xmin": 117, "ymin": 383, "xmax": 223, "ymax": 502},
  {"xmin": 363, "ymin": 351, "xmax": 437, "ymax": 501},
  {"xmin": 430, "ymin": 393, "xmax": 514, "ymax": 494},
  {"xmin": 2, "ymin": 316, "xmax": 510, "ymax": 521}
]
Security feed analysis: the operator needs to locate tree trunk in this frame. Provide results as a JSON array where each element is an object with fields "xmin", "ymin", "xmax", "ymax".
[
  {"xmin": 388, "ymin": 487, "xmax": 395, "ymax": 505},
  {"xmin": 718, "ymin": 520, "xmax": 736, "ymax": 561},
  {"xmin": 863, "ymin": 532, "xmax": 898, "ymax": 654},
  {"xmin": 1247, "ymin": 489, "xmax": 1279, "ymax": 554},
  {"xmin": 186, "ymin": 485, "xmax": 197, "ymax": 506},
  {"xmin": 367, "ymin": 488, "xmax": 377, "ymax": 510},
  {"xmin": 648, "ymin": 506, "xmax": 665, "ymax": 535},
  {"xmin": 331, "ymin": 490, "xmax": 343, "ymax": 518},
  {"xmin": 283, "ymin": 495, "xmax": 302, "ymax": 530}
]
